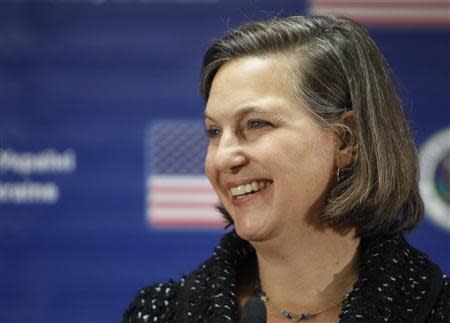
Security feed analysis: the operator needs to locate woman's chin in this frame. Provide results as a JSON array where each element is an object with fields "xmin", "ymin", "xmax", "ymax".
[{"xmin": 234, "ymin": 219, "xmax": 270, "ymax": 243}]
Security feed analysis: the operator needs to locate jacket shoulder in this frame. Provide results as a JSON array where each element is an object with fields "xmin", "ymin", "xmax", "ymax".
[
  {"xmin": 122, "ymin": 279, "xmax": 182, "ymax": 323},
  {"xmin": 426, "ymin": 275, "xmax": 450, "ymax": 323}
]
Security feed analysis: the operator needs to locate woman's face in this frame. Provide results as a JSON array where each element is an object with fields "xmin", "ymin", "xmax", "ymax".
[{"xmin": 204, "ymin": 56, "xmax": 340, "ymax": 242}]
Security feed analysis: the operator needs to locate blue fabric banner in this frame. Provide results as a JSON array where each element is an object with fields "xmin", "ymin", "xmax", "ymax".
[{"xmin": 0, "ymin": 1, "xmax": 448, "ymax": 322}]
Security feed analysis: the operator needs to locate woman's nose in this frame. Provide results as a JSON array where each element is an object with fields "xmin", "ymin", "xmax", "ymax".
[{"xmin": 213, "ymin": 133, "xmax": 248, "ymax": 174}]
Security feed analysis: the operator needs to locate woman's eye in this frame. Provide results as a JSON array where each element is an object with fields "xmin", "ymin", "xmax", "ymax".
[
  {"xmin": 248, "ymin": 120, "xmax": 271, "ymax": 129},
  {"xmin": 205, "ymin": 128, "xmax": 222, "ymax": 138}
]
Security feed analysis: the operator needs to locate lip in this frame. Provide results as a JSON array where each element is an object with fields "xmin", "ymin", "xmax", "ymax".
[
  {"xmin": 228, "ymin": 180, "xmax": 273, "ymax": 207},
  {"xmin": 225, "ymin": 178, "xmax": 273, "ymax": 189}
]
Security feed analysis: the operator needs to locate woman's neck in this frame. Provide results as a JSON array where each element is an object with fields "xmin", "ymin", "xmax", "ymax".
[{"xmin": 251, "ymin": 226, "xmax": 360, "ymax": 315}]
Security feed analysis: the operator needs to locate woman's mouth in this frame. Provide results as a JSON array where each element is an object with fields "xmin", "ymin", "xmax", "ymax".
[{"xmin": 229, "ymin": 180, "xmax": 273, "ymax": 199}]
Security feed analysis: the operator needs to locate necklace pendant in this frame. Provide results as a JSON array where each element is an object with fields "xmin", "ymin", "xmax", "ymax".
[
  {"xmin": 281, "ymin": 310, "xmax": 295, "ymax": 320},
  {"xmin": 298, "ymin": 313, "xmax": 312, "ymax": 320}
]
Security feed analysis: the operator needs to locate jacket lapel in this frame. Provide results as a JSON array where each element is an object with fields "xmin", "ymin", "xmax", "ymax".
[{"xmin": 339, "ymin": 234, "xmax": 443, "ymax": 323}]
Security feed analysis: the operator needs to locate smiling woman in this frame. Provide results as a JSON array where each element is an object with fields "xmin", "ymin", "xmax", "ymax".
[
  {"xmin": 203, "ymin": 56, "xmax": 341, "ymax": 244},
  {"xmin": 123, "ymin": 16, "xmax": 450, "ymax": 323}
]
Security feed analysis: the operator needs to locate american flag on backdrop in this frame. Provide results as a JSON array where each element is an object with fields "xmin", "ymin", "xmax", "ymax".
[
  {"xmin": 146, "ymin": 120, "xmax": 225, "ymax": 228},
  {"xmin": 309, "ymin": 0, "xmax": 450, "ymax": 27}
]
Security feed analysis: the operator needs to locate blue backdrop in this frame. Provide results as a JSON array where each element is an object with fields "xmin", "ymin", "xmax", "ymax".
[{"xmin": 0, "ymin": 1, "xmax": 449, "ymax": 322}]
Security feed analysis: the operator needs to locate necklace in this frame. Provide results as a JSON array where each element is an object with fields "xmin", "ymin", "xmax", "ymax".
[{"xmin": 255, "ymin": 286, "xmax": 351, "ymax": 322}]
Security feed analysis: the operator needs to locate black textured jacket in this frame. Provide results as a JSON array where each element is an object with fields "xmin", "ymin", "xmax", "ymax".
[{"xmin": 123, "ymin": 232, "xmax": 450, "ymax": 323}]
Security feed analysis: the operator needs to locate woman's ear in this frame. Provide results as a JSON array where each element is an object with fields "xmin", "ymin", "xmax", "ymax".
[{"xmin": 335, "ymin": 111, "xmax": 356, "ymax": 169}]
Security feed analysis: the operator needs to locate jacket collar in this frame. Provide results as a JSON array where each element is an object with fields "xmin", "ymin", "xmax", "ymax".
[
  {"xmin": 185, "ymin": 231, "xmax": 442, "ymax": 323},
  {"xmin": 340, "ymin": 234, "xmax": 442, "ymax": 322}
]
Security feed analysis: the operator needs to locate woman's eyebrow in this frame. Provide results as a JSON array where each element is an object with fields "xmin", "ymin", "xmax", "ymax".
[
  {"xmin": 204, "ymin": 106, "xmax": 281, "ymax": 122},
  {"xmin": 203, "ymin": 113, "xmax": 217, "ymax": 122}
]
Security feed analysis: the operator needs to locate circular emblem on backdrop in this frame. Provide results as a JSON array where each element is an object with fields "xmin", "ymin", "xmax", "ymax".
[{"xmin": 419, "ymin": 127, "xmax": 450, "ymax": 232}]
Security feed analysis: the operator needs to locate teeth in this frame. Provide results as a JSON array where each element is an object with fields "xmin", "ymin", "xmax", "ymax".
[
  {"xmin": 230, "ymin": 181, "xmax": 271, "ymax": 196},
  {"xmin": 231, "ymin": 185, "xmax": 245, "ymax": 196}
]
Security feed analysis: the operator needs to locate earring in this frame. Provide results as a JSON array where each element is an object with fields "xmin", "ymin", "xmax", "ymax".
[{"xmin": 336, "ymin": 167, "xmax": 350, "ymax": 183}]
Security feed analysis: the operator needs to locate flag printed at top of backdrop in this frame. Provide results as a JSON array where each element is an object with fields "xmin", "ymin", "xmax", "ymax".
[
  {"xmin": 309, "ymin": 0, "xmax": 450, "ymax": 27},
  {"xmin": 147, "ymin": 120, "xmax": 224, "ymax": 228}
]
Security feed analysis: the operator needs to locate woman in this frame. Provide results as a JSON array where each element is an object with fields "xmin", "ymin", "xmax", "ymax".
[{"xmin": 123, "ymin": 16, "xmax": 449, "ymax": 323}]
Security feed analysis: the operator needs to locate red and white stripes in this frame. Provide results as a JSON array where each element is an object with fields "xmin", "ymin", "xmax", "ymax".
[
  {"xmin": 309, "ymin": 1, "xmax": 450, "ymax": 27},
  {"xmin": 148, "ymin": 175, "xmax": 224, "ymax": 228}
]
